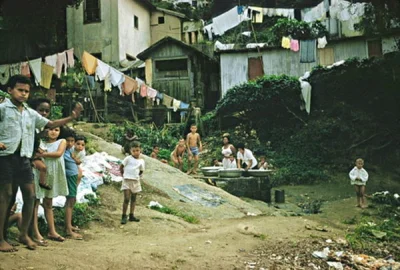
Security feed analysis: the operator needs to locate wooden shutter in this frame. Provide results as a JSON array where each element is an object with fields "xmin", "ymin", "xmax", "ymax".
[
  {"xmin": 248, "ymin": 57, "xmax": 264, "ymax": 80},
  {"xmin": 368, "ymin": 40, "xmax": 382, "ymax": 58},
  {"xmin": 318, "ymin": 47, "xmax": 334, "ymax": 66}
]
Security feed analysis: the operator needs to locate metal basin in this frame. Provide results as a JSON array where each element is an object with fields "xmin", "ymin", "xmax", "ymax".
[
  {"xmin": 219, "ymin": 168, "xmax": 243, "ymax": 178},
  {"xmin": 248, "ymin": 169, "xmax": 273, "ymax": 177},
  {"xmin": 201, "ymin": 166, "xmax": 220, "ymax": 177}
]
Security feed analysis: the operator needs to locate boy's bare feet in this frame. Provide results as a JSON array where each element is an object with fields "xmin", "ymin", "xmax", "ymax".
[
  {"xmin": 66, "ymin": 231, "xmax": 83, "ymax": 240},
  {"xmin": 19, "ymin": 235, "xmax": 37, "ymax": 250},
  {"xmin": 0, "ymin": 240, "xmax": 17, "ymax": 252},
  {"xmin": 47, "ymin": 234, "xmax": 65, "ymax": 242},
  {"xmin": 186, "ymin": 169, "xmax": 192, "ymax": 175},
  {"xmin": 34, "ymin": 238, "xmax": 48, "ymax": 247}
]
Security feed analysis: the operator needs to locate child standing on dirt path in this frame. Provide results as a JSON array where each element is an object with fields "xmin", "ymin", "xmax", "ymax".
[
  {"xmin": 349, "ymin": 158, "xmax": 369, "ymax": 208},
  {"xmin": 62, "ymin": 128, "xmax": 83, "ymax": 240},
  {"xmin": 186, "ymin": 124, "xmax": 202, "ymax": 175},
  {"xmin": 120, "ymin": 141, "xmax": 144, "ymax": 224}
]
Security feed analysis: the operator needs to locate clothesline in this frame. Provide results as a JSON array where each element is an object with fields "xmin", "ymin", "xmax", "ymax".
[
  {"xmin": 81, "ymin": 51, "xmax": 191, "ymax": 117},
  {"xmin": 0, "ymin": 48, "xmax": 75, "ymax": 89}
]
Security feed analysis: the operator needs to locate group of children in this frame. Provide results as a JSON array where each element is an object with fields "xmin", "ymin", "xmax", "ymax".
[{"xmin": 0, "ymin": 75, "xmax": 84, "ymax": 252}]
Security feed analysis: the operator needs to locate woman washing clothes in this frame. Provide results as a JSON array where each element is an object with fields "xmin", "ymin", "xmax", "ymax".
[{"xmin": 221, "ymin": 133, "xmax": 237, "ymax": 169}]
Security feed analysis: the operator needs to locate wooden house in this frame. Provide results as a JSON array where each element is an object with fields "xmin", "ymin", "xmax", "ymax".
[{"xmin": 137, "ymin": 36, "xmax": 220, "ymax": 110}]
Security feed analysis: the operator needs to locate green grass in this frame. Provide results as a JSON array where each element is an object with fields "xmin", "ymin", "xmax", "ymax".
[{"xmin": 150, "ymin": 205, "xmax": 200, "ymax": 224}]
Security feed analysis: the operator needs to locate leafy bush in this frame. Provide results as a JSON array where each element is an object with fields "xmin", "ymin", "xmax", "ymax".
[{"xmin": 109, "ymin": 121, "xmax": 185, "ymax": 157}]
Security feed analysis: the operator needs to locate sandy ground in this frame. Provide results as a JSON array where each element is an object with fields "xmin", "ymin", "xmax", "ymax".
[{"xmin": 0, "ymin": 125, "xmax": 395, "ymax": 270}]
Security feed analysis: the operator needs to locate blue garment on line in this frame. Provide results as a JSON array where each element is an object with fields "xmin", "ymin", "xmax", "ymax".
[
  {"xmin": 237, "ymin": 6, "xmax": 245, "ymax": 14},
  {"xmin": 300, "ymin": 40, "xmax": 316, "ymax": 63},
  {"xmin": 180, "ymin": 102, "xmax": 190, "ymax": 117}
]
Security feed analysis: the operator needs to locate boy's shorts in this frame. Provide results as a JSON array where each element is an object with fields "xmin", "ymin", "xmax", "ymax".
[
  {"xmin": 190, "ymin": 147, "xmax": 199, "ymax": 156},
  {"xmin": 121, "ymin": 178, "xmax": 142, "ymax": 193},
  {"xmin": 0, "ymin": 154, "xmax": 34, "ymax": 185},
  {"xmin": 66, "ymin": 174, "xmax": 78, "ymax": 198}
]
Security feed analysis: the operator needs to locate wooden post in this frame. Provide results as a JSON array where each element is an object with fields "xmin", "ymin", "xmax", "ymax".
[{"xmin": 104, "ymin": 91, "xmax": 108, "ymax": 122}]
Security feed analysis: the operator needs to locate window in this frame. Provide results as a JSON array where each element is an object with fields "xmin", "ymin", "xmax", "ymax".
[
  {"xmin": 91, "ymin": 52, "xmax": 102, "ymax": 60},
  {"xmin": 318, "ymin": 47, "xmax": 334, "ymax": 66},
  {"xmin": 368, "ymin": 40, "xmax": 382, "ymax": 58},
  {"xmin": 158, "ymin": 16, "xmax": 165, "ymax": 24},
  {"xmin": 134, "ymin": 15, "xmax": 139, "ymax": 29},
  {"xmin": 248, "ymin": 57, "xmax": 264, "ymax": 80},
  {"xmin": 84, "ymin": 0, "xmax": 101, "ymax": 24},
  {"xmin": 155, "ymin": 59, "xmax": 188, "ymax": 79}
]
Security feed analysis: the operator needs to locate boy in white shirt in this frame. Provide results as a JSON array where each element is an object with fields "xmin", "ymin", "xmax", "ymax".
[
  {"xmin": 349, "ymin": 158, "xmax": 369, "ymax": 208},
  {"xmin": 120, "ymin": 141, "xmax": 144, "ymax": 224},
  {"xmin": 225, "ymin": 154, "xmax": 237, "ymax": 169}
]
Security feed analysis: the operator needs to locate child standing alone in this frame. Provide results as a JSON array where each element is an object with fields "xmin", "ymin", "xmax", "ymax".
[
  {"xmin": 186, "ymin": 124, "xmax": 202, "ymax": 175},
  {"xmin": 120, "ymin": 141, "xmax": 144, "ymax": 224},
  {"xmin": 349, "ymin": 158, "xmax": 369, "ymax": 208}
]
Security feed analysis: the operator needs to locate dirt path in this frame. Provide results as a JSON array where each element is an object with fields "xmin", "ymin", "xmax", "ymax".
[{"xmin": 0, "ymin": 127, "xmax": 374, "ymax": 270}]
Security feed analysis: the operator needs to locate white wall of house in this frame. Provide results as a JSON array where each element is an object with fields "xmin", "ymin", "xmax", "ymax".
[
  {"xmin": 151, "ymin": 10, "xmax": 182, "ymax": 44},
  {"xmin": 67, "ymin": 0, "xmax": 119, "ymax": 63},
  {"xmin": 382, "ymin": 35, "xmax": 400, "ymax": 54},
  {"xmin": 219, "ymin": 38, "xmax": 370, "ymax": 97},
  {"xmin": 118, "ymin": 0, "xmax": 151, "ymax": 61}
]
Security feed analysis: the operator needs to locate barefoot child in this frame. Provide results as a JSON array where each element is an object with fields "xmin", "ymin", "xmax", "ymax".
[
  {"xmin": 171, "ymin": 138, "xmax": 188, "ymax": 171},
  {"xmin": 62, "ymin": 128, "xmax": 83, "ymax": 239},
  {"xmin": 120, "ymin": 141, "xmax": 144, "ymax": 224},
  {"xmin": 0, "ymin": 75, "xmax": 82, "ymax": 252},
  {"xmin": 34, "ymin": 126, "xmax": 68, "ymax": 243},
  {"xmin": 349, "ymin": 158, "xmax": 369, "ymax": 208},
  {"xmin": 28, "ymin": 98, "xmax": 52, "ymax": 190},
  {"xmin": 72, "ymin": 135, "xmax": 86, "ymax": 186},
  {"xmin": 186, "ymin": 124, "xmax": 202, "ymax": 174}
]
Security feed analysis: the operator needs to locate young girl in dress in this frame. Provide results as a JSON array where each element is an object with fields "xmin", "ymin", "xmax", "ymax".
[{"xmin": 33, "ymin": 126, "xmax": 68, "ymax": 242}]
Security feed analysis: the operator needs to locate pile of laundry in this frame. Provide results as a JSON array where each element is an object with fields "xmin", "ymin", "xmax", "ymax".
[
  {"xmin": 371, "ymin": 191, "xmax": 400, "ymax": 206},
  {"xmin": 313, "ymin": 247, "xmax": 400, "ymax": 269},
  {"xmin": 15, "ymin": 152, "xmax": 123, "ymax": 217}
]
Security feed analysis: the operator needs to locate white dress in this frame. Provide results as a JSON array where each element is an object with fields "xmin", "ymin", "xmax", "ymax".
[
  {"xmin": 221, "ymin": 145, "xmax": 236, "ymax": 169},
  {"xmin": 34, "ymin": 139, "xmax": 68, "ymax": 199}
]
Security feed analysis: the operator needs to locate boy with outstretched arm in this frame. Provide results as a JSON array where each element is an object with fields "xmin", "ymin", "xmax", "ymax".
[
  {"xmin": 0, "ymin": 75, "xmax": 82, "ymax": 252},
  {"xmin": 120, "ymin": 141, "xmax": 144, "ymax": 224},
  {"xmin": 186, "ymin": 124, "xmax": 202, "ymax": 175}
]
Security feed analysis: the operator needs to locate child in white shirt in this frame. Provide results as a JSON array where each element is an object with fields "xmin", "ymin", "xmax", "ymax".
[
  {"xmin": 119, "ymin": 141, "xmax": 145, "ymax": 224},
  {"xmin": 349, "ymin": 158, "xmax": 369, "ymax": 208}
]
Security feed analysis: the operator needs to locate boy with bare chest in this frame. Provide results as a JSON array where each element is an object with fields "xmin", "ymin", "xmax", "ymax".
[{"xmin": 186, "ymin": 124, "xmax": 202, "ymax": 174}]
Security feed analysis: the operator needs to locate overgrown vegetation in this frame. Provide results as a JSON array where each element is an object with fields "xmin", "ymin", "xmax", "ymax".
[
  {"xmin": 345, "ymin": 192, "xmax": 400, "ymax": 257},
  {"xmin": 109, "ymin": 121, "xmax": 185, "ymax": 158},
  {"xmin": 39, "ymin": 194, "xmax": 102, "ymax": 236},
  {"xmin": 149, "ymin": 204, "xmax": 200, "ymax": 224},
  {"xmin": 213, "ymin": 52, "xmax": 400, "ymax": 184}
]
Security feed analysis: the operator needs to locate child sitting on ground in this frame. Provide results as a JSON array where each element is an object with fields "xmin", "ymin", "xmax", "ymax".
[
  {"xmin": 8, "ymin": 203, "xmax": 22, "ymax": 232},
  {"xmin": 71, "ymin": 135, "xmax": 86, "ymax": 186},
  {"xmin": 150, "ymin": 145, "xmax": 167, "ymax": 163},
  {"xmin": 120, "ymin": 141, "xmax": 144, "ymax": 224},
  {"xmin": 349, "ymin": 158, "xmax": 369, "ymax": 208},
  {"xmin": 171, "ymin": 138, "xmax": 188, "ymax": 171}
]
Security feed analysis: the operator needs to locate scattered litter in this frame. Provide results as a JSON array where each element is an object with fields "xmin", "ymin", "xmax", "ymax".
[
  {"xmin": 246, "ymin": 212, "xmax": 257, "ymax": 216},
  {"xmin": 205, "ymin": 240, "xmax": 212, "ymax": 244},
  {"xmin": 325, "ymin": 239, "xmax": 333, "ymax": 243},
  {"xmin": 327, "ymin": 261, "xmax": 343, "ymax": 269},
  {"xmin": 148, "ymin": 201, "xmax": 163, "ymax": 208},
  {"xmin": 312, "ymin": 247, "xmax": 330, "ymax": 259}
]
